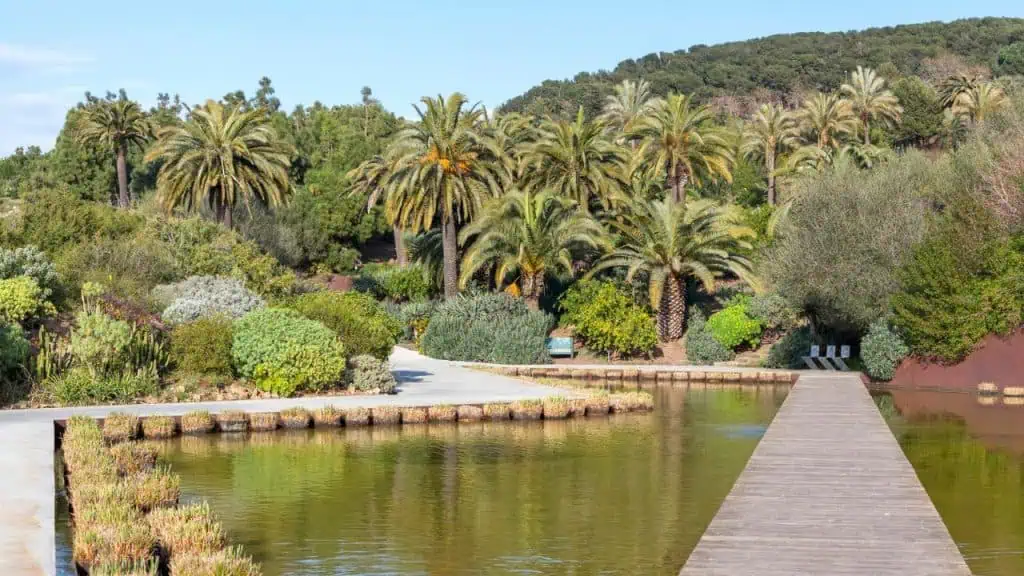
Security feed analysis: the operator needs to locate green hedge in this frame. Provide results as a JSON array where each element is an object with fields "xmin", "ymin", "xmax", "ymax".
[
  {"xmin": 287, "ymin": 291, "xmax": 401, "ymax": 360},
  {"xmin": 420, "ymin": 293, "xmax": 552, "ymax": 364},
  {"xmin": 559, "ymin": 280, "xmax": 657, "ymax": 359},
  {"xmin": 232, "ymin": 308, "xmax": 346, "ymax": 397},
  {"xmin": 706, "ymin": 304, "xmax": 763, "ymax": 350},
  {"xmin": 354, "ymin": 264, "xmax": 432, "ymax": 303},
  {"xmin": 170, "ymin": 317, "xmax": 234, "ymax": 377}
]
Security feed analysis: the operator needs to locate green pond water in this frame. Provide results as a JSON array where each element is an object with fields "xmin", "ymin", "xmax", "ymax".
[
  {"xmin": 57, "ymin": 384, "xmax": 787, "ymax": 575},
  {"xmin": 878, "ymin": 389, "xmax": 1024, "ymax": 576}
]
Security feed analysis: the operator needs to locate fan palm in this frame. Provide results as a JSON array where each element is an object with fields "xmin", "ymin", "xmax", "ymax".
[
  {"xmin": 840, "ymin": 66, "xmax": 903, "ymax": 145},
  {"xmin": 145, "ymin": 100, "xmax": 292, "ymax": 228},
  {"xmin": 631, "ymin": 93, "xmax": 733, "ymax": 205},
  {"xmin": 799, "ymin": 92, "xmax": 857, "ymax": 150},
  {"xmin": 524, "ymin": 107, "xmax": 627, "ymax": 212},
  {"xmin": 591, "ymin": 198, "xmax": 753, "ymax": 341},
  {"xmin": 385, "ymin": 93, "xmax": 497, "ymax": 298},
  {"xmin": 742, "ymin": 104, "xmax": 800, "ymax": 205},
  {"xmin": 76, "ymin": 99, "xmax": 153, "ymax": 208},
  {"xmin": 459, "ymin": 189, "xmax": 608, "ymax": 309},
  {"xmin": 348, "ymin": 154, "xmax": 407, "ymax": 266},
  {"xmin": 599, "ymin": 79, "xmax": 662, "ymax": 142},
  {"xmin": 952, "ymin": 82, "xmax": 1008, "ymax": 123}
]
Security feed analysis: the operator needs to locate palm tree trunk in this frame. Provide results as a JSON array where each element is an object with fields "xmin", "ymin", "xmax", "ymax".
[
  {"xmin": 863, "ymin": 117, "xmax": 871, "ymax": 146},
  {"xmin": 523, "ymin": 273, "xmax": 544, "ymax": 311},
  {"xmin": 115, "ymin": 144, "xmax": 130, "ymax": 208},
  {"xmin": 766, "ymin": 151, "xmax": 776, "ymax": 206},
  {"xmin": 441, "ymin": 216, "xmax": 459, "ymax": 299},
  {"xmin": 657, "ymin": 275, "xmax": 685, "ymax": 341},
  {"xmin": 669, "ymin": 165, "xmax": 688, "ymax": 204},
  {"xmin": 393, "ymin": 225, "xmax": 408, "ymax": 267}
]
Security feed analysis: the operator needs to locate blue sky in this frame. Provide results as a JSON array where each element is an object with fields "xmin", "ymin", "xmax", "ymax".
[{"xmin": 1, "ymin": 0, "xmax": 1023, "ymax": 154}]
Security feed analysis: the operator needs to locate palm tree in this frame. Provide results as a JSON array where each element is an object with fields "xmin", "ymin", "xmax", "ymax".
[
  {"xmin": 799, "ymin": 92, "xmax": 858, "ymax": 150},
  {"xmin": 145, "ymin": 100, "xmax": 292, "ymax": 228},
  {"xmin": 631, "ymin": 93, "xmax": 733, "ymax": 205},
  {"xmin": 76, "ymin": 99, "xmax": 153, "ymax": 208},
  {"xmin": 840, "ymin": 66, "xmax": 903, "ymax": 145},
  {"xmin": 459, "ymin": 189, "xmax": 608, "ymax": 309},
  {"xmin": 385, "ymin": 93, "xmax": 497, "ymax": 298},
  {"xmin": 742, "ymin": 104, "xmax": 800, "ymax": 205},
  {"xmin": 598, "ymin": 79, "xmax": 662, "ymax": 142},
  {"xmin": 481, "ymin": 111, "xmax": 533, "ymax": 187},
  {"xmin": 525, "ymin": 107, "xmax": 627, "ymax": 212},
  {"xmin": 952, "ymin": 82, "xmax": 1008, "ymax": 123},
  {"xmin": 938, "ymin": 74, "xmax": 981, "ymax": 109},
  {"xmin": 591, "ymin": 198, "xmax": 753, "ymax": 341},
  {"xmin": 348, "ymin": 154, "xmax": 407, "ymax": 266}
]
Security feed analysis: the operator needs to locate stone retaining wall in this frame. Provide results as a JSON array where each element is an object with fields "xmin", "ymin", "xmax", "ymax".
[{"xmin": 494, "ymin": 365, "xmax": 799, "ymax": 384}]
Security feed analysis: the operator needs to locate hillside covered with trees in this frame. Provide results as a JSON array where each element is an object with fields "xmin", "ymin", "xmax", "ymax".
[{"xmin": 500, "ymin": 17, "xmax": 1024, "ymax": 119}]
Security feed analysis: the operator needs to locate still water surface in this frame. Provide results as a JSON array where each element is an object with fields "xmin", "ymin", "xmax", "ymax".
[{"xmin": 58, "ymin": 385, "xmax": 787, "ymax": 575}]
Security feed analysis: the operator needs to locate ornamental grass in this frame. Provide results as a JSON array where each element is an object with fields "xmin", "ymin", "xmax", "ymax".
[
  {"xmin": 89, "ymin": 560, "xmax": 160, "ymax": 575},
  {"xmin": 510, "ymin": 399, "xmax": 543, "ymax": 420},
  {"xmin": 343, "ymin": 407, "xmax": 370, "ymax": 426},
  {"xmin": 215, "ymin": 411, "xmax": 248, "ymax": 433},
  {"xmin": 312, "ymin": 406, "xmax": 342, "ymax": 427},
  {"xmin": 148, "ymin": 503, "xmax": 226, "ymax": 557},
  {"xmin": 141, "ymin": 416, "xmax": 177, "ymax": 439},
  {"xmin": 541, "ymin": 397, "xmax": 571, "ymax": 420},
  {"xmin": 110, "ymin": 442, "xmax": 158, "ymax": 476},
  {"xmin": 608, "ymin": 391, "xmax": 654, "ymax": 412},
  {"xmin": 180, "ymin": 411, "xmax": 215, "ymax": 435},
  {"xmin": 279, "ymin": 407, "xmax": 311, "ymax": 429},
  {"xmin": 584, "ymin": 393, "xmax": 611, "ymax": 416},
  {"xmin": 482, "ymin": 403, "xmax": 511, "ymax": 421},
  {"xmin": 427, "ymin": 405, "xmax": 457, "ymax": 423},
  {"xmin": 103, "ymin": 413, "xmax": 140, "ymax": 443},
  {"xmin": 169, "ymin": 547, "xmax": 262, "ymax": 576},
  {"xmin": 568, "ymin": 398, "xmax": 589, "ymax": 418},
  {"xmin": 456, "ymin": 405, "xmax": 483, "ymax": 422},
  {"xmin": 371, "ymin": 406, "xmax": 400, "ymax": 425},
  {"xmin": 248, "ymin": 413, "xmax": 279, "ymax": 432},
  {"xmin": 400, "ymin": 406, "xmax": 428, "ymax": 424},
  {"xmin": 129, "ymin": 467, "xmax": 180, "ymax": 512}
]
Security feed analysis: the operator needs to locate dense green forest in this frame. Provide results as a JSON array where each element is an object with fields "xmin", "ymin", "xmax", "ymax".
[{"xmin": 500, "ymin": 17, "xmax": 1024, "ymax": 119}]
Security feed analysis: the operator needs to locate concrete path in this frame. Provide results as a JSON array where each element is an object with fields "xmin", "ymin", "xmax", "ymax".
[
  {"xmin": 0, "ymin": 348, "xmax": 568, "ymax": 575},
  {"xmin": 679, "ymin": 373, "xmax": 971, "ymax": 576}
]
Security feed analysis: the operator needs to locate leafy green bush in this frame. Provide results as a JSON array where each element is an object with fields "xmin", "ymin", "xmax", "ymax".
[
  {"xmin": 764, "ymin": 326, "xmax": 816, "ymax": 369},
  {"xmin": 0, "ymin": 276, "xmax": 57, "ymax": 325},
  {"xmin": 0, "ymin": 323, "xmax": 29, "ymax": 381},
  {"xmin": 420, "ymin": 293, "xmax": 553, "ymax": 364},
  {"xmin": 560, "ymin": 281, "xmax": 657, "ymax": 359},
  {"xmin": 706, "ymin": 304, "xmax": 763, "ymax": 350},
  {"xmin": 69, "ymin": 309, "xmax": 133, "ymax": 376},
  {"xmin": 232, "ymin": 308, "xmax": 346, "ymax": 397},
  {"xmin": 355, "ymin": 264, "xmax": 432, "ymax": 302},
  {"xmin": 287, "ymin": 291, "xmax": 401, "ymax": 360},
  {"xmin": 860, "ymin": 320, "xmax": 910, "ymax": 381},
  {"xmin": 170, "ymin": 317, "xmax": 234, "ymax": 376},
  {"xmin": 685, "ymin": 309, "xmax": 733, "ymax": 365},
  {"xmin": 15, "ymin": 188, "xmax": 143, "ymax": 254},
  {"xmin": 54, "ymin": 233, "xmax": 178, "ymax": 303},
  {"xmin": 45, "ymin": 366, "xmax": 158, "ymax": 406},
  {"xmin": 0, "ymin": 245, "xmax": 61, "ymax": 302},
  {"xmin": 747, "ymin": 293, "xmax": 799, "ymax": 334},
  {"xmin": 891, "ymin": 233, "xmax": 1024, "ymax": 362},
  {"xmin": 158, "ymin": 276, "xmax": 265, "ymax": 324},
  {"xmin": 345, "ymin": 354, "xmax": 397, "ymax": 393},
  {"xmin": 395, "ymin": 300, "xmax": 436, "ymax": 342}
]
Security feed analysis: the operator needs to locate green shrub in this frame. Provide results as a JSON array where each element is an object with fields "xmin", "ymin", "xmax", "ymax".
[
  {"xmin": 747, "ymin": 293, "xmax": 799, "ymax": 333},
  {"xmin": 46, "ymin": 366, "xmax": 159, "ymax": 405},
  {"xmin": 860, "ymin": 320, "xmax": 910, "ymax": 381},
  {"xmin": 170, "ymin": 317, "xmax": 234, "ymax": 376},
  {"xmin": 685, "ymin": 309, "xmax": 733, "ymax": 365},
  {"xmin": 158, "ymin": 276, "xmax": 264, "ymax": 324},
  {"xmin": 232, "ymin": 308, "xmax": 346, "ymax": 397},
  {"xmin": 0, "ymin": 323, "xmax": 29, "ymax": 380},
  {"xmin": 395, "ymin": 301, "xmax": 436, "ymax": 342},
  {"xmin": 70, "ymin": 309, "xmax": 133, "ymax": 376},
  {"xmin": 420, "ymin": 293, "xmax": 553, "ymax": 364},
  {"xmin": 0, "ymin": 245, "xmax": 61, "ymax": 302},
  {"xmin": 0, "ymin": 276, "xmax": 56, "ymax": 325},
  {"xmin": 561, "ymin": 281, "xmax": 657, "ymax": 359},
  {"xmin": 16, "ymin": 188, "xmax": 143, "ymax": 254},
  {"xmin": 355, "ymin": 264, "xmax": 432, "ymax": 302},
  {"xmin": 764, "ymin": 326, "xmax": 815, "ymax": 369},
  {"xmin": 345, "ymin": 354, "xmax": 397, "ymax": 393},
  {"xmin": 54, "ymin": 233, "xmax": 178, "ymax": 303},
  {"xmin": 288, "ymin": 291, "xmax": 401, "ymax": 360},
  {"xmin": 706, "ymin": 304, "xmax": 763, "ymax": 350},
  {"xmin": 892, "ymin": 233, "xmax": 1024, "ymax": 362}
]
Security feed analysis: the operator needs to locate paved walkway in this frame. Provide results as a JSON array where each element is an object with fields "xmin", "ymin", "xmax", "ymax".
[
  {"xmin": 0, "ymin": 348, "xmax": 568, "ymax": 575},
  {"xmin": 679, "ymin": 373, "xmax": 971, "ymax": 576}
]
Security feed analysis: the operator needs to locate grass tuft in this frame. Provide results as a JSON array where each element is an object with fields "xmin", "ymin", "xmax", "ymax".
[
  {"xmin": 110, "ymin": 442, "xmax": 158, "ymax": 476},
  {"xmin": 180, "ymin": 411, "xmax": 215, "ymax": 435},
  {"xmin": 427, "ymin": 405, "xmax": 457, "ymax": 423},
  {"xmin": 103, "ymin": 413, "xmax": 140, "ymax": 443},
  {"xmin": 169, "ymin": 546, "xmax": 262, "ymax": 576},
  {"xmin": 371, "ymin": 406, "xmax": 400, "ymax": 425},
  {"xmin": 248, "ymin": 413, "xmax": 279, "ymax": 432},
  {"xmin": 541, "ymin": 397, "xmax": 571, "ymax": 419},
  {"xmin": 312, "ymin": 406, "xmax": 342, "ymax": 427},
  {"xmin": 400, "ymin": 406, "xmax": 428, "ymax": 424},
  {"xmin": 279, "ymin": 407, "xmax": 311, "ymax": 429},
  {"xmin": 455, "ymin": 405, "xmax": 483, "ymax": 422},
  {"xmin": 483, "ymin": 403, "xmax": 511, "ymax": 420},
  {"xmin": 510, "ymin": 399, "xmax": 543, "ymax": 420},
  {"xmin": 141, "ymin": 416, "xmax": 177, "ymax": 439}
]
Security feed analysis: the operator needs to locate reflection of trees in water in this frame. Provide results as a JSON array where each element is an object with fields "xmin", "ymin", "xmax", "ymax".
[{"xmin": 160, "ymin": 385, "xmax": 787, "ymax": 575}]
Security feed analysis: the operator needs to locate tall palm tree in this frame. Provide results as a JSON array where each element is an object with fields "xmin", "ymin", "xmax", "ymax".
[
  {"xmin": 348, "ymin": 154, "xmax": 407, "ymax": 266},
  {"xmin": 525, "ymin": 107, "xmax": 627, "ymax": 212},
  {"xmin": 799, "ymin": 92, "xmax": 858, "ymax": 151},
  {"xmin": 146, "ymin": 100, "xmax": 292, "ymax": 228},
  {"xmin": 598, "ymin": 79, "xmax": 662, "ymax": 142},
  {"xmin": 591, "ymin": 198, "xmax": 753, "ymax": 341},
  {"xmin": 385, "ymin": 93, "xmax": 497, "ymax": 298},
  {"xmin": 631, "ymin": 93, "xmax": 733, "ymax": 205},
  {"xmin": 952, "ymin": 82, "xmax": 1008, "ymax": 123},
  {"xmin": 77, "ymin": 99, "xmax": 153, "ymax": 208},
  {"xmin": 742, "ymin": 104, "xmax": 800, "ymax": 205},
  {"xmin": 459, "ymin": 189, "xmax": 608, "ymax": 310},
  {"xmin": 938, "ymin": 74, "xmax": 981, "ymax": 109},
  {"xmin": 840, "ymin": 66, "xmax": 903, "ymax": 145},
  {"xmin": 481, "ymin": 111, "xmax": 533, "ymax": 187}
]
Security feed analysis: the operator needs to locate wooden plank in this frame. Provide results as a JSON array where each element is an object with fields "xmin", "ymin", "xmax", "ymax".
[{"xmin": 679, "ymin": 374, "xmax": 971, "ymax": 576}]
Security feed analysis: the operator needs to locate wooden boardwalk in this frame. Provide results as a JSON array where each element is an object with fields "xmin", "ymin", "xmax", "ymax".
[{"xmin": 679, "ymin": 373, "xmax": 971, "ymax": 576}]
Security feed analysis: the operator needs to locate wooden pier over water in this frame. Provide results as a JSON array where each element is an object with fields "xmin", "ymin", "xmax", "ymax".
[{"xmin": 680, "ymin": 373, "xmax": 971, "ymax": 576}]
